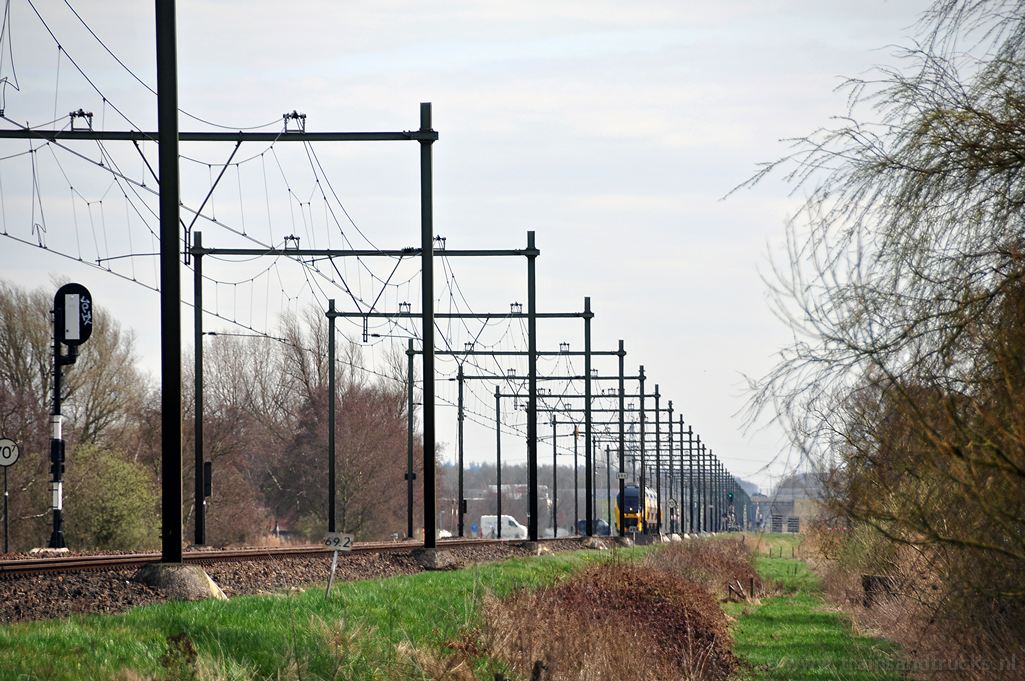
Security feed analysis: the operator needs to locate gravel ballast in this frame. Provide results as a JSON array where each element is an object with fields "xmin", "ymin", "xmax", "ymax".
[{"xmin": 0, "ymin": 538, "xmax": 585, "ymax": 624}]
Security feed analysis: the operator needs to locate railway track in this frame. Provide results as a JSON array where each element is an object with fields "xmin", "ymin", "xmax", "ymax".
[{"xmin": 0, "ymin": 537, "xmax": 566, "ymax": 579}]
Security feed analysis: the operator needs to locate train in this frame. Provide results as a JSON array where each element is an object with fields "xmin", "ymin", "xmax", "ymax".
[{"xmin": 614, "ymin": 483, "xmax": 658, "ymax": 534}]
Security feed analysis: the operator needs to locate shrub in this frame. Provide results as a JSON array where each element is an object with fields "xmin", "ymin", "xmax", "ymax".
[
  {"xmin": 644, "ymin": 537, "xmax": 758, "ymax": 599},
  {"xmin": 64, "ymin": 444, "xmax": 160, "ymax": 550},
  {"xmin": 471, "ymin": 560, "xmax": 737, "ymax": 680}
]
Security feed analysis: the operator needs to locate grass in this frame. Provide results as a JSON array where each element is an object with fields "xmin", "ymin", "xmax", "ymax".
[
  {"xmin": 723, "ymin": 533, "xmax": 904, "ymax": 681},
  {"xmin": 0, "ymin": 547, "xmax": 649, "ymax": 681}
]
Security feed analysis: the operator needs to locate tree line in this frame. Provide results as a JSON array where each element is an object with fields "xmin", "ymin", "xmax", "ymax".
[
  {"xmin": 0, "ymin": 280, "xmax": 423, "ymax": 551},
  {"xmin": 741, "ymin": 0, "xmax": 1025, "ymax": 674}
]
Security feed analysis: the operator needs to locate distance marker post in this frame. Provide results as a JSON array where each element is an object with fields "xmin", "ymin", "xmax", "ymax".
[{"xmin": 323, "ymin": 531, "xmax": 354, "ymax": 597}]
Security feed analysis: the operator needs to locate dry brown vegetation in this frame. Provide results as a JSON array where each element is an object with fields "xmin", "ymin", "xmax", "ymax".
[
  {"xmin": 644, "ymin": 537, "xmax": 760, "ymax": 600},
  {"xmin": 453, "ymin": 547, "xmax": 746, "ymax": 681},
  {"xmin": 810, "ymin": 525, "xmax": 1025, "ymax": 681}
]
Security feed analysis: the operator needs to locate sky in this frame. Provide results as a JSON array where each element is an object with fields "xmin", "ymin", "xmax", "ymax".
[{"xmin": 0, "ymin": 0, "xmax": 933, "ymax": 495}]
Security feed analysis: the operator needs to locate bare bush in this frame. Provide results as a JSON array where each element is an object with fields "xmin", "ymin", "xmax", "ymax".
[
  {"xmin": 473, "ymin": 561, "xmax": 737, "ymax": 680},
  {"xmin": 644, "ymin": 537, "xmax": 758, "ymax": 599},
  {"xmin": 738, "ymin": 1, "xmax": 1025, "ymax": 674}
]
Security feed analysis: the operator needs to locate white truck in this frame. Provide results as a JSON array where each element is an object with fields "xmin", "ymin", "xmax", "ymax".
[{"xmin": 480, "ymin": 514, "xmax": 528, "ymax": 539}]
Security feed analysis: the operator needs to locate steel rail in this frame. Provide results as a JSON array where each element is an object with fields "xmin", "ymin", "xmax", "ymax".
[{"xmin": 0, "ymin": 537, "xmax": 572, "ymax": 578}]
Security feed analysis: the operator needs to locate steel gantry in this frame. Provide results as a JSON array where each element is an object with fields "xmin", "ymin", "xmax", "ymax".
[
  {"xmin": 0, "ymin": 0, "xmax": 439, "ymax": 561},
  {"xmin": 0, "ymin": 2, "xmax": 759, "ymax": 559},
  {"xmin": 559, "ymin": 410, "xmax": 748, "ymax": 535},
  {"xmin": 192, "ymin": 224, "xmax": 533, "ymax": 548},
  {"xmin": 386, "ymin": 295, "xmax": 598, "ymax": 541},
  {"xmin": 402, "ymin": 298, "xmax": 594, "ymax": 539},
  {"xmin": 445, "ymin": 340, "xmax": 626, "ymax": 539}
]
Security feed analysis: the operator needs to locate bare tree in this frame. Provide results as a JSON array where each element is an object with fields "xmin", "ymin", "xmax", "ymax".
[
  {"xmin": 0, "ymin": 280, "xmax": 150, "ymax": 549},
  {"xmin": 738, "ymin": 1, "xmax": 1025, "ymax": 673}
]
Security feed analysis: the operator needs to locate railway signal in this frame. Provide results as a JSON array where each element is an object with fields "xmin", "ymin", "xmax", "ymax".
[{"xmin": 49, "ymin": 283, "xmax": 94, "ymax": 549}]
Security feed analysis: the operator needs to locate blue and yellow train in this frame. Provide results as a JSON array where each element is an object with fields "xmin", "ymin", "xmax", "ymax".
[{"xmin": 614, "ymin": 483, "xmax": 658, "ymax": 533}]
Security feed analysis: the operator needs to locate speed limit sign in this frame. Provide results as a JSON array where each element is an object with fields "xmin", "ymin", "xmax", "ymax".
[
  {"xmin": 1, "ymin": 437, "xmax": 14, "ymax": 552},
  {"xmin": 0, "ymin": 438, "xmax": 18, "ymax": 467}
]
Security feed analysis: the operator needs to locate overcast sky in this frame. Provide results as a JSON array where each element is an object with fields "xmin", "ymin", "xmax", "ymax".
[{"xmin": 0, "ymin": 1, "xmax": 932, "ymax": 494}]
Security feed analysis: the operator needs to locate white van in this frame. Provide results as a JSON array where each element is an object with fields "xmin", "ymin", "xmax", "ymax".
[{"xmin": 480, "ymin": 514, "xmax": 528, "ymax": 539}]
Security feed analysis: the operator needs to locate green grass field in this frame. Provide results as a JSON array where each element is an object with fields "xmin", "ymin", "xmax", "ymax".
[
  {"xmin": 0, "ymin": 538, "xmax": 908, "ymax": 680},
  {"xmin": 0, "ymin": 548, "xmax": 647, "ymax": 681},
  {"xmin": 724, "ymin": 534, "xmax": 904, "ymax": 681}
]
